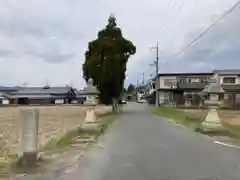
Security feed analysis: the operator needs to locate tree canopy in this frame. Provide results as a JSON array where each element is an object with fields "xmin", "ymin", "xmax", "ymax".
[{"xmin": 83, "ymin": 15, "xmax": 136, "ymax": 104}]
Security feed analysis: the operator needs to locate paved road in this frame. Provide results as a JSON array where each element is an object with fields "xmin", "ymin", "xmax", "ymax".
[{"xmin": 17, "ymin": 103, "xmax": 240, "ymax": 180}]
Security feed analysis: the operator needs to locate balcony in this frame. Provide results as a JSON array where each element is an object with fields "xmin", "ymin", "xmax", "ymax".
[{"xmin": 177, "ymin": 82, "xmax": 207, "ymax": 90}]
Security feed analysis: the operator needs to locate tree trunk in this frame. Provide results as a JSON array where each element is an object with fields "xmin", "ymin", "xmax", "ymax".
[{"xmin": 112, "ymin": 98, "xmax": 118, "ymax": 113}]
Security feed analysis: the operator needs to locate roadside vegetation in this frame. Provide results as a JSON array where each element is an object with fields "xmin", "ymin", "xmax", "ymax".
[
  {"xmin": 152, "ymin": 107, "xmax": 240, "ymax": 139},
  {"xmin": 152, "ymin": 107, "xmax": 203, "ymax": 130}
]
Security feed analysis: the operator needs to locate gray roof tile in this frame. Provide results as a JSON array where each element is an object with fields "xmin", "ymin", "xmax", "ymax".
[
  {"xmin": 16, "ymin": 86, "xmax": 73, "ymax": 94},
  {"xmin": 213, "ymin": 69, "xmax": 240, "ymax": 75}
]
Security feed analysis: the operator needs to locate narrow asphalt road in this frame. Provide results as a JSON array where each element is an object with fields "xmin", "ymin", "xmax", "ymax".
[{"xmin": 18, "ymin": 103, "xmax": 240, "ymax": 180}]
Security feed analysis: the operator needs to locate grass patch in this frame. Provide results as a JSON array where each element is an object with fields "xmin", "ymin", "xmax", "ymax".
[
  {"xmin": 97, "ymin": 112, "xmax": 116, "ymax": 132},
  {"xmin": 152, "ymin": 107, "xmax": 203, "ymax": 130},
  {"xmin": 0, "ymin": 150, "xmax": 18, "ymax": 178},
  {"xmin": 42, "ymin": 112, "xmax": 116, "ymax": 154},
  {"xmin": 0, "ymin": 162, "xmax": 11, "ymax": 178},
  {"xmin": 222, "ymin": 123, "xmax": 240, "ymax": 138},
  {"xmin": 152, "ymin": 107, "xmax": 240, "ymax": 139},
  {"xmin": 42, "ymin": 129, "xmax": 82, "ymax": 154}
]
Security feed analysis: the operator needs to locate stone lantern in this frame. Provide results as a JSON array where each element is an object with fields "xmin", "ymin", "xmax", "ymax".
[
  {"xmin": 200, "ymin": 76, "xmax": 225, "ymax": 131},
  {"xmin": 83, "ymin": 78, "xmax": 99, "ymax": 106},
  {"xmin": 82, "ymin": 79, "xmax": 99, "ymax": 124}
]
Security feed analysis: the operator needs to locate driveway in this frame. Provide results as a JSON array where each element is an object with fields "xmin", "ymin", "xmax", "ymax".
[{"xmin": 16, "ymin": 103, "xmax": 240, "ymax": 180}]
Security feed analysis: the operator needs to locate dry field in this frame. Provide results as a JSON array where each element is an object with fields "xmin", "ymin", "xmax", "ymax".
[
  {"xmin": 0, "ymin": 105, "xmax": 111, "ymax": 155},
  {"xmin": 181, "ymin": 109, "xmax": 240, "ymax": 126}
]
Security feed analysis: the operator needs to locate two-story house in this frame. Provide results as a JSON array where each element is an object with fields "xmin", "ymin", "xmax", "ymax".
[
  {"xmin": 152, "ymin": 69, "xmax": 240, "ymax": 107},
  {"xmin": 213, "ymin": 69, "xmax": 240, "ymax": 85},
  {"xmin": 212, "ymin": 69, "xmax": 240, "ymax": 107},
  {"xmin": 145, "ymin": 69, "xmax": 240, "ymax": 106},
  {"xmin": 155, "ymin": 72, "xmax": 213, "ymax": 106}
]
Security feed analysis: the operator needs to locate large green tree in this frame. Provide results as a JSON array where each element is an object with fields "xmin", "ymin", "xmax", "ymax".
[{"xmin": 83, "ymin": 15, "xmax": 136, "ymax": 112}]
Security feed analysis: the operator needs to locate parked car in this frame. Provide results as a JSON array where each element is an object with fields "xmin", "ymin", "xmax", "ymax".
[
  {"xmin": 119, "ymin": 99, "xmax": 127, "ymax": 104},
  {"xmin": 121, "ymin": 100, "xmax": 127, "ymax": 104}
]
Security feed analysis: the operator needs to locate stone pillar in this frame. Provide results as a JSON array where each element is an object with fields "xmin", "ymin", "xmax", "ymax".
[
  {"xmin": 18, "ymin": 109, "xmax": 39, "ymax": 167},
  {"xmin": 184, "ymin": 99, "xmax": 191, "ymax": 107},
  {"xmin": 199, "ymin": 99, "xmax": 204, "ymax": 108}
]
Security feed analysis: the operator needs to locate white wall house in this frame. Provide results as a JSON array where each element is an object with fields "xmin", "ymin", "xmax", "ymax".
[
  {"xmin": 0, "ymin": 93, "xmax": 10, "ymax": 104},
  {"xmin": 156, "ymin": 73, "xmax": 212, "ymax": 90},
  {"xmin": 158, "ymin": 76, "xmax": 177, "ymax": 89},
  {"xmin": 213, "ymin": 69, "xmax": 240, "ymax": 85}
]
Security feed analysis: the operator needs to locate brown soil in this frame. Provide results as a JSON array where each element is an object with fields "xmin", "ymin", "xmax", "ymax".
[{"xmin": 0, "ymin": 105, "xmax": 111, "ymax": 156}]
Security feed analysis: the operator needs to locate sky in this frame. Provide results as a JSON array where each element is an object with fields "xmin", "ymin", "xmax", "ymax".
[{"xmin": 0, "ymin": 0, "xmax": 239, "ymax": 88}]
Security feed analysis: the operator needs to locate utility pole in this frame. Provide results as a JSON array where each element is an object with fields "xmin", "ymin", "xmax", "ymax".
[
  {"xmin": 140, "ymin": 72, "xmax": 145, "ymax": 84},
  {"xmin": 150, "ymin": 41, "xmax": 159, "ymax": 107}
]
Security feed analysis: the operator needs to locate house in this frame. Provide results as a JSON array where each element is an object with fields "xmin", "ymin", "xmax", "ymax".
[
  {"xmin": 0, "ymin": 86, "xmax": 19, "ymax": 94},
  {"xmin": 72, "ymin": 89, "xmax": 86, "ymax": 104},
  {"xmin": 213, "ymin": 69, "xmax": 240, "ymax": 85},
  {"xmin": 146, "ymin": 69, "xmax": 240, "ymax": 107},
  {"xmin": 209, "ymin": 69, "xmax": 240, "ymax": 108},
  {"xmin": 154, "ymin": 72, "xmax": 213, "ymax": 106},
  {"xmin": 0, "ymin": 92, "xmax": 11, "ymax": 104},
  {"xmin": 8, "ymin": 86, "xmax": 76, "ymax": 105},
  {"xmin": 0, "ymin": 86, "xmax": 20, "ymax": 104}
]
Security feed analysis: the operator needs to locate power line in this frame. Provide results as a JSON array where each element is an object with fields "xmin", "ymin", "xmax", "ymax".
[{"xmin": 173, "ymin": 0, "xmax": 240, "ymax": 57}]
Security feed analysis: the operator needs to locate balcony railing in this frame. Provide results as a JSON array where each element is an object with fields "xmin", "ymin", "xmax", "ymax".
[{"xmin": 164, "ymin": 81, "xmax": 208, "ymax": 89}]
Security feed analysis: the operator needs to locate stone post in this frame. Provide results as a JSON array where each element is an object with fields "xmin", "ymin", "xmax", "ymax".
[{"xmin": 18, "ymin": 109, "xmax": 39, "ymax": 167}]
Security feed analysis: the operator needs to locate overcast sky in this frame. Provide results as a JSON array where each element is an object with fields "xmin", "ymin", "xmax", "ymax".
[{"xmin": 0, "ymin": 0, "xmax": 239, "ymax": 88}]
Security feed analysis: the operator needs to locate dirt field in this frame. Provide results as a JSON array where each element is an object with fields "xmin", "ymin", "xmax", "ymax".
[
  {"xmin": 0, "ymin": 105, "xmax": 111, "ymax": 155},
  {"xmin": 181, "ymin": 109, "xmax": 240, "ymax": 126}
]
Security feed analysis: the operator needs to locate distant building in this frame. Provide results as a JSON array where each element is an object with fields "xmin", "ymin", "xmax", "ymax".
[
  {"xmin": 72, "ymin": 89, "xmax": 86, "ymax": 104},
  {"xmin": 146, "ymin": 69, "xmax": 240, "ymax": 107},
  {"xmin": 0, "ymin": 86, "xmax": 19, "ymax": 94},
  {"xmin": 0, "ymin": 86, "xmax": 76, "ymax": 105}
]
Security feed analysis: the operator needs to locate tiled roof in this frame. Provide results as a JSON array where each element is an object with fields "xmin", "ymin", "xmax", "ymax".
[
  {"xmin": 0, "ymin": 86, "xmax": 20, "ymax": 91},
  {"xmin": 10, "ymin": 94, "xmax": 57, "ymax": 99},
  {"xmin": 213, "ymin": 69, "xmax": 240, "ymax": 75},
  {"xmin": 16, "ymin": 86, "xmax": 73, "ymax": 94},
  {"xmin": 158, "ymin": 72, "xmax": 213, "ymax": 77}
]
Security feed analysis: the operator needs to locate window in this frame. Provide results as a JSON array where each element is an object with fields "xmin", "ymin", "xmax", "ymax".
[
  {"xmin": 178, "ymin": 79, "xmax": 185, "ymax": 83},
  {"xmin": 164, "ymin": 79, "xmax": 177, "ymax": 86},
  {"xmin": 200, "ymin": 77, "xmax": 208, "ymax": 83},
  {"xmin": 223, "ymin": 77, "xmax": 236, "ymax": 84}
]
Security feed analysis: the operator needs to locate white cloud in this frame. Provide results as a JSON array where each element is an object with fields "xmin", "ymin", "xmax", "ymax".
[{"xmin": 0, "ymin": 0, "xmax": 238, "ymax": 88}]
